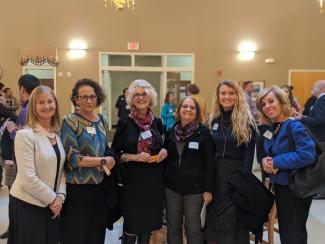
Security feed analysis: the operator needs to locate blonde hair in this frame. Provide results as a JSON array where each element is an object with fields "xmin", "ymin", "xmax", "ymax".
[
  {"xmin": 26, "ymin": 86, "xmax": 61, "ymax": 133},
  {"xmin": 211, "ymin": 80, "xmax": 257, "ymax": 145},
  {"xmin": 126, "ymin": 79, "xmax": 158, "ymax": 107},
  {"xmin": 256, "ymin": 86, "xmax": 292, "ymax": 125}
]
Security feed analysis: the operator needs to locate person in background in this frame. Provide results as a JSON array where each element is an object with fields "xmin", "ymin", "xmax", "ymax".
[
  {"xmin": 115, "ymin": 87, "xmax": 131, "ymax": 119},
  {"xmin": 164, "ymin": 96, "xmax": 215, "ymax": 244},
  {"xmin": 60, "ymin": 79, "xmax": 116, "ymax": 244},
  {"xmin": 302, "ymin": 95, "xmax": 317, "ymax": 116},
  {"xmin": 3, "ymin": 87, "xmax": 19, "ymax": 114},
  {"xmin": 112, "ymin": 79, "xmax": 167, "ymax": 244},
  {"xmin": 281, "ymin": 84, "xmax": 301, "ymax": 113},
  {"xmin": 205, "ymin": 80, "xmax": 257, "ymax": 244},
  {"xmin": 8, "ymin": 86, "xmax": 66, "ymax": 244},
  {"xmin": 242, "ymin": 80, "xmax": 258, "ymax": 120},
  {"xmin": 187, "ymin": 84, "xmax": 207, "ymax": 123},
  {"xmin": 161, "ymin": 91, "xmax": 176, "ymax": 131},
  {"xmin": 257, "ymin": 86, "xmax": 316, "ymax": 244},
  {"xmin": 0, "ymin": 74, "xmax": 39, "ymax": 240},
  {"xmin": 0, "ymin": 82, "xmax": 6, "ymax": 105}
]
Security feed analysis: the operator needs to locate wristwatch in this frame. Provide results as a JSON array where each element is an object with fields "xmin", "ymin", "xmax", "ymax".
[{"xmin": 99, "ymin": 157, "xmax": 107, "ymax": 166}]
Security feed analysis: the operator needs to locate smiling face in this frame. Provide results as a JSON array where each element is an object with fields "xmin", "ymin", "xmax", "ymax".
[
  {"xmin": 132, "ymin": 87, "xmax": 150, "ymax": 111},
  {"xmin": 36, "ymin": 92, "xmax": 56, "ymax": 121},
  {"xmin": 218, "ymin": 84, "xmax": 236, "ymax": 111},
  {"xmin": 261, "ymin": 92, "xmax": 284, "ymax": 122},
  {"xmin": 75, "ymin": 85, "xmax": 98, "ymax": 114},
  {"xmin": 179, "ymin": 97, "xmax": 197, "ymax": 126}
]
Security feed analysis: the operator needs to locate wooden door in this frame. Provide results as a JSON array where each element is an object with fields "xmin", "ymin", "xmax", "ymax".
[{"xmin": 290, "ymin": 71, "xmax": 325, "ymax": 109}]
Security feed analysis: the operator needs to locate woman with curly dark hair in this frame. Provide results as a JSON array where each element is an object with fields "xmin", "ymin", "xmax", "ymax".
[{"xmin": 60, "ymin": 79, "xmax": 116, "ymax": 244}]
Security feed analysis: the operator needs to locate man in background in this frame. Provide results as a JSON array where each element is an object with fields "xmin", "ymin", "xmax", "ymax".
[
  {"xmin": 3, "ymin": 87, "xmax": 19, "ymax": 114},
  {"xmin": 242, "ymin": 81, "xmax": 258, "ymax": 120},
  {"xmin": 115, "ymin": 87, "xmax": 130, "ymax": 120},
  {"xmin": 187, "ymin": 84, "xmax": 207, "ymax": 123}
]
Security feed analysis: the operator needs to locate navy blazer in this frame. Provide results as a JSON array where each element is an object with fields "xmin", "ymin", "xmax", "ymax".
[
  {"xmin": 301, "ymin": 94, "xmax": 325, "ymax": 142},
  {"xmin": 264, "ymin": 119, "xmax": 316, "ymax": 185}
]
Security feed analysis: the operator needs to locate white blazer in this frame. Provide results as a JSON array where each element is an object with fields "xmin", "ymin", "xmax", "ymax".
[{"xmin": 10, "ymin": 125, "xmax": 66, "ymax": 208}]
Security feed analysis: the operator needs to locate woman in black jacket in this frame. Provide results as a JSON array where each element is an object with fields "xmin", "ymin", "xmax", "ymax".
[
  {"xmin": 164, "ymin": 96, "xmax": 216, "ymax": 244},
  {"xmin": 112, "ymin": 80, "xmax": 167, "ymax": 244},
  {"xmin": 205, "ymin": 80, "xmax": 257, "ymax": 244}
]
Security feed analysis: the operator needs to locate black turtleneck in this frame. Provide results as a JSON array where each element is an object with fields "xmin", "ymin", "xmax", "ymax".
[{"xmin": 211, "ymin": 109, "xmax": 256, "ymax": 170}]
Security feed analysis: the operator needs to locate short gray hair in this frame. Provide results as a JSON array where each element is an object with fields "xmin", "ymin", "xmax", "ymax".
[{"xmin": 126, "ymin": 79, "xmax": 158, "ymax": 107}]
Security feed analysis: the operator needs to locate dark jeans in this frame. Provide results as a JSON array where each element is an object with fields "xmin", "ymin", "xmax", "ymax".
[
  {"xmin": 165, "ymin": 187, "xmax": 203, "ymax": 244},
  {"xmin": 274, "ymin": 184, "xmax": 312, "ymax": 244}
]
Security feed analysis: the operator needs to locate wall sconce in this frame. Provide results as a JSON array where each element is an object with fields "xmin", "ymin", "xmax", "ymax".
[
  {"xmin": 68, "ymin": 40, "xmax": 87, "ymax": 58},
  {"xmin": 238, "ymin": 41, "xmax": 257, "ymax": 61}
]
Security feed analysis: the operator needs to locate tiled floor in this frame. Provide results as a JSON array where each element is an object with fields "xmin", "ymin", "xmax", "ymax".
[{"xmin": 0, "ymin": 186, "xmax": 324, "ymax": 244}]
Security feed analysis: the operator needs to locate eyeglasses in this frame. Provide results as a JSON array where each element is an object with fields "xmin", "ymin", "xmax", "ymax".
[
  {"xmin": 133, "ymin": 93, "xmax": 148, "ymax": 99},
  {"xmin": 181, "ymin": 104, "xmax": 196, "ymax": 110},
  {"xmin": 77, "ymin": 95, "xmax": 97, "ymax": 102}
]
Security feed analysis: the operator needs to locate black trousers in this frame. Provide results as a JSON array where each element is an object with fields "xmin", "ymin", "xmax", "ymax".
[
  {"xmin": 274, "ymin": 184, "xmax": 312, "ymax": 244},
  {"xmin": 60, "ymin": 183, "xmax": 107, "ymax": 244},
  {"xmin": 8, "ymin": 195, "xmax": 59, "ymax": 244}
]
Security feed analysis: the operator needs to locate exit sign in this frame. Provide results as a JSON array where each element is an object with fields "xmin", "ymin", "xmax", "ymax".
[{"xmin": 127, "ymin": 42, "xmax": 140, "ymax": 50}]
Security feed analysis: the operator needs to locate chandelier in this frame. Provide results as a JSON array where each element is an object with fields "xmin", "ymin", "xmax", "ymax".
[
  {"xmin": 320, "ymin": 0, "xmax": 324, "ymax": 14},
  {"xmin": 104, "ymin": 0, "xmax": 135, "ymax": 10}
]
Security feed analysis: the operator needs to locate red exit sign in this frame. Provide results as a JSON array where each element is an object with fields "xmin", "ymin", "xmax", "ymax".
[{"xmin": 127, "ymin": 42, "xmax": 140, "ymax": 50}]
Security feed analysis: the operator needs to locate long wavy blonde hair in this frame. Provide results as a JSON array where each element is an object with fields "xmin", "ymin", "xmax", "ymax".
[{"xmin": 211, "ymin": 80, "xmax": 257, "ymax": 145}]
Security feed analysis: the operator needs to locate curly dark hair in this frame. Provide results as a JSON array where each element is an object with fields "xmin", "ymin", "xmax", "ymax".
[{"xmin": 71, "ymin": 78, "xmax": 106, "ymax": 107}]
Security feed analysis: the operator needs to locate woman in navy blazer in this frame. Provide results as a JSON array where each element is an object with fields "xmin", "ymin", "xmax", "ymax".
[{"xmin": 256, "ymin": 86, "xmax": 316, "ymax": 244}]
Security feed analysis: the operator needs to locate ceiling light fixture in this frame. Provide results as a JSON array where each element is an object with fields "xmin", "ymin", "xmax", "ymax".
[{"xmin": 104, "ymin": 0, "xmax": 135, "ymax": 10}]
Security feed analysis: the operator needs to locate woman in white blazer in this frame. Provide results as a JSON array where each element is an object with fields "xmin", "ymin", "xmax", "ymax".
[{"xmin": 8, "ymin": 86, "xmax": 66, "ymax": 244}]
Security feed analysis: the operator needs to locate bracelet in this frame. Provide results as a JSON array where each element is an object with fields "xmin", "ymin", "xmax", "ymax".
[{"xmin": 57, "ymin": 193, "xmax": 66, "ymax": 201}]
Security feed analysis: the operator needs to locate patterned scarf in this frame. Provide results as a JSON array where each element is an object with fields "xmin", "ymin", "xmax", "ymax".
[
  {"xmin": 129, "ymin": 107, "xmax": 155, "ymax": 153},
  {"xmin": 174, "ymin": 120, "xmax": 200, "ymax": 142}
]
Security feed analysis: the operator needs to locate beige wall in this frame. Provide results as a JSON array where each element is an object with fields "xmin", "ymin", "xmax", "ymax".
[{"xmin": 1, "ymin": 0, "xmax": 325, "ymax": 116}]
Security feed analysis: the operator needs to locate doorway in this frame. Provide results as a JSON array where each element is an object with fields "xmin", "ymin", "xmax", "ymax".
[
  {"xmin": 289, "ymin": 70, "xmax": 325, "ymax": 109},
  {"xmin": 23, "ymin": 65, "xmax": 56, "ymax": 92}
]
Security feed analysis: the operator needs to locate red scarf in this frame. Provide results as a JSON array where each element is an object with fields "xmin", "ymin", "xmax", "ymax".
[
  {"xmin": 129, "ymin": 107, "xmax": 155, "ymax": 153},
  {"xmin": 174, "ymin": 120, "xmax": 200, "ymax": 141}
]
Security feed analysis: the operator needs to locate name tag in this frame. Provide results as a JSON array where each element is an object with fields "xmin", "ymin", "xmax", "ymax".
[
  {"xmin": 189, "ymin": 142, "xmax": 199, "ymax": 150},
  {"xmin": 141, "ymin": 130, "xmax": 152, "ymax": 140},
  {"xmin": 263, "ymin": 130, "xmax": 273, "ymax": 140},
  {"xmin": 212, "ymin": 123, "xmax": 219, "ymax": 131},
  {"xmin": 86, "ymin": 127, "xmax": 96, "ymax": 134},
  {"xmin": 169, "ymin": 109, "xmax": 173, "ymax": 113},
  {"xmin": 126, "ymin": 105, "xmax": 130, "ymax": 109}
]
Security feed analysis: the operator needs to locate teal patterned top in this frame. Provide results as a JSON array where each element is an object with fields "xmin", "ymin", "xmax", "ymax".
[{"xmin": 60, "ymin": 113, "xmax": 111, "ymax": 184}]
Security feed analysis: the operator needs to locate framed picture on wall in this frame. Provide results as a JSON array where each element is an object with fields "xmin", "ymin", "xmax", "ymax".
[{"xmin": 251, "ymin": 81, "xmax": 265, "ymax": 101}]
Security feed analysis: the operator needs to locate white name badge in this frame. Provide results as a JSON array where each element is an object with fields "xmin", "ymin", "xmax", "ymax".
[
  {"xmin": 212, "ymin": 123, "xmax": 219, "ymax": 131},
  {"xmin": 189, "ymin": 142, "xmax": 199, "ymax": 150},
  {"xmin": 141, "ymin": 130, "xmax": 153, "ymax": 140},
  {"xmin": 169, "ymin": 109, "xmax": 173, "ymax": 113},
  {"xmin": 263, "ymin": 130, "xmax": 273, "ymax": 140},
  {"xmin": 86, "ymin": 127, "xmax": 96, "ymax": 134}
]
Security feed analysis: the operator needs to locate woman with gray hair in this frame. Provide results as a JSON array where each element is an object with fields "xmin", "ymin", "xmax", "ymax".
[{"xmin": 112, "ymin": 79, "xmax": 167, "ymax": 244}]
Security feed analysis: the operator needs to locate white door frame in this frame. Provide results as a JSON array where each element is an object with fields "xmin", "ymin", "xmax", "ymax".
[
  {"xmin": 22, "ymin": 65, "xmax": 57, "ymax": 94},
  {"xmin": 99, "ymin": 52, "xmax": 195, "ymax": 129}
]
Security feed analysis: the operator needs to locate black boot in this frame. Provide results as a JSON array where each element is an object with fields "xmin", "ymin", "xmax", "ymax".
[
  {"xmin": 137, "ymin": 232, "xmax": 151, "ymax": 244},
  {"xmin": 121, "ymin": 233, "xmax": 137, "ymax": 244}
]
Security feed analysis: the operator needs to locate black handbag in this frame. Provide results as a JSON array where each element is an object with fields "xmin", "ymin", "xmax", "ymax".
[{"xmin": 288, "ymin": 123, "xmax": 325, "ymax": 198}]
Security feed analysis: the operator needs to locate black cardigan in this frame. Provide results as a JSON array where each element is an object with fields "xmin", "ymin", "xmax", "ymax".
[{"xmin": 164, "ymin": 123, "xmax": 216, "ymax": 194}]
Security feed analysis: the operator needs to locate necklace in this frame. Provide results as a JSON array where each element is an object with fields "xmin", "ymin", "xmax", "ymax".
[
  {"xmin": 220, "ymin": 120, "xmax": 232, "ymax": 157},
  {"xmin": 274, "ymin": 122, "xmax": 282, "ymax": 135},
  {"xmin": 45, "ymin": 130, "xmax": 56, "ymax": 139}
]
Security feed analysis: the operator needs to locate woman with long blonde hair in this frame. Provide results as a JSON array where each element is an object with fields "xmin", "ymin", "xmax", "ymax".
[{"xmin": 205, "ymin": 80, "xmax": 257, "ymax": 244}]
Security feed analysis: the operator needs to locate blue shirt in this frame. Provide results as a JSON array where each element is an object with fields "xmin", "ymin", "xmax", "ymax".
[
  {"xmin": 10, "ymin": 100, "xmax": 28, "ymax": 139},
  {"xmin": 161, "ymin": 102, "xmax": 175, "ymax": 129},
  {"xmin": 264, "ymin": 119, "xmax": 316, "ymax": 185}
]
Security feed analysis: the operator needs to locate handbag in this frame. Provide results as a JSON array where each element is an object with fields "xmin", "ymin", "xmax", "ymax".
[{"xmin": 288, "ymin": 122, "xmax": 325, "ymax": 198}]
